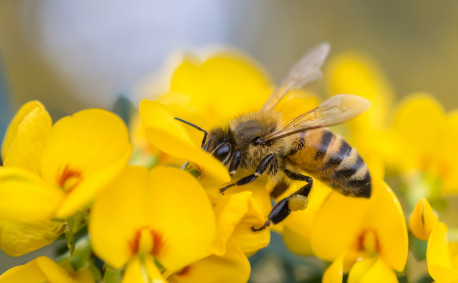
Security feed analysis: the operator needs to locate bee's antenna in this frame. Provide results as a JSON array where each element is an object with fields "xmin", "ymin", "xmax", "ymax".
[{"xmin": 174, "ymin": 117, "xmax": 208, "ymax": 148}]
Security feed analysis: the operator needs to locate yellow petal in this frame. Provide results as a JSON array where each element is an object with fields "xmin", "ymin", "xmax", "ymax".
[
  {"xmin": 40, "ymin": 109, "xmax": 131, "ymax": 218},
  {"xmin": 427, "ymin": 222, "xmax": 458, "ymax": 282},
  {"xmin": 0, "ymin": 220, "xmax": 64, "ymax": 256},
  {"xmin": 139, "ymin": 100, "xmax": 230, "ymax": 184},
  {"xmin": 310, "ymin": 180, "xmax": 408, "ymax": 272},
  {"xmin": 310, "ymin": 188, "xmax": 372, "ymax": 261},
  {"xmin": 210, "ymin": 188, "xmax": 270, "ymax": 257},
  {"xmin": 90, "ymin": 166, "xmax": 148, "ymax": 269},
  {"xmin": 168, "ymin": 239, "xmax": 250, "ymax": 283},
  {"xmin": 348, "ymin": 257, "xmax": 398, "ymax": 283},
  {"xmin": 325, "ymin": 53, "xmax": 393, "ymax": 130},
  {"xmin": 281, "ymin": 179, "xmax": 332, "ymax": 256},
  {"xmin": 390, "ymin": 94, "xmax": 445, "ymax": 172},
  {"xmin": 56, "ymin": 152, "xmax": 131, "ymax": 219},
  {"xmin": 322, "ymin": 256, "xmax": 344, "ymax": 283},
  {"xmin": 364, "ymin": 181, "xmax": 408, "ymax": 272},
  {"xmin": 2, "ymin": 101, "xmax": 52, "ymax": 174},
  {"xmin": 409, "ymin": 197, "xmax": 439, "ymax": 241},
  {"xmin": 167, "ymin": 52, "xmax": 272, "ymax": 127},
  {"xmin": 123, "ymin": 256, "xmax": 167, "ymax": 283},
  {"xmin": 0, "ymin": 167, "xmax": 64, "ymax": 222},
  {"xmin": 0, "ymin": 256, "xmax": 73, "ymax": 283},
  {"xmin": 145, "ymin": 166, "xmax": 216, "ymax": 275},
  {"xmin": 348, "ymin": 257, "xmax": 376, "ymax": 283}
]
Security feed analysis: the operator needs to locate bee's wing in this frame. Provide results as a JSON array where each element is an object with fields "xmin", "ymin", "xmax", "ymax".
[
  {"xmin": 261, "ymin": 43, "xmax": 330, "ymax": 112},
  {"xmin": 265, "ymin": 94, "xmax": 370, "ymax": 142}
]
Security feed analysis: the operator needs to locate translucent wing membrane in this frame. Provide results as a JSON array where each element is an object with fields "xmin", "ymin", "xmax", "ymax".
[
  {"xmin": 261, "ymin": 43, "xmax": 331, "ymax": 111},
  {"xmin": 265, "ymin": 94, "xmax": 370, "ymax": 141}
]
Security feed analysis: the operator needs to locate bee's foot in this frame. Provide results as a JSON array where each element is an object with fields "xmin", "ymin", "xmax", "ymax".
[
  {"xmin": 219, "ymin": 184, "xmax": 235, "ymax": 195},
  {"xmin": 251, "ymin": 220, "xmax": 271, "ymax": 232}
]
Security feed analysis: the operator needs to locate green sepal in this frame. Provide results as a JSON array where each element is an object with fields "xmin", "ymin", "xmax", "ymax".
[
  {"xmin": 102, "ymin": 265, "xmax": 122, "ymax": 283},
  {"xmin": 69, "ymin": 236, "xmax": 92, "ymax": 271}
]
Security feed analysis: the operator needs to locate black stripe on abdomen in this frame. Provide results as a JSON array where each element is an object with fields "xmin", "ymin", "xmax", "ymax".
[
  {"xmin": 331, "ymin": 155, "xmax": 364, "ymax": 180},
  {"xmin": 314, "ymin": 131, "xmax": 334, "ymax": 160},
  {"xmin": 320, "ymin": 138, "xmax": 352, "ymax": 171}
]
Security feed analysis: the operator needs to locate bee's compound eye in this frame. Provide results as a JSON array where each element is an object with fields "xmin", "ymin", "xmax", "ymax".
[{"xmin": 213, "ymin": 143, "xmax": 232, "ymax": 164}]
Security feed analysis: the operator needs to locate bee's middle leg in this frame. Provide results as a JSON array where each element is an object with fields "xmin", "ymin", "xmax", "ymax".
[{"xmin": 251, "ymin": 170, "xmax": 313, "ymax": 232}]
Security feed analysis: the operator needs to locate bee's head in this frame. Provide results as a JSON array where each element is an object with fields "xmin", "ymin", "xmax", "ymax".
[
  {"xmin": 206, "ymin": 127, "xmax": 233, "ymax": 166},
  {"xmin": 174, "ymin": 117, "xmax": 235, "ymax": 167}
]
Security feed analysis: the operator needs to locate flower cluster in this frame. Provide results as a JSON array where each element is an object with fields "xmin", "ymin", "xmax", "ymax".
[{"xmin": 0, "ymin": 48, "xmax": 457, "ymax": 283}]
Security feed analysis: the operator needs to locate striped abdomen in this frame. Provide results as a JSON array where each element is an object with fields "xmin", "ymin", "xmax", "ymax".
[{"xmin": 287, "ymin": 129, "xmax": 371, "ymax": 198}]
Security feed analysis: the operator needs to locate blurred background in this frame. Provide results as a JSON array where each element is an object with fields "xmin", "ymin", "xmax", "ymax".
[{"xmin": 1, "ymin": 0, "xmax": 457, "ymax": 281}]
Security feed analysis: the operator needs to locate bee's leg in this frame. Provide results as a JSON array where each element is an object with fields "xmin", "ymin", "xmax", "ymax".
[
  {"xmin": 284, "ymin": 170, "xmax": 313, "ymax": 198},
  {"xmin": 228, "ymin": 149, "xmax": 242, "ymax": 176},
  {"xmin": 219, "ymin": 153, "xmax": 276, "ymax": 194},
  {"xmin": 251, "ymin": 170, "xmax": 312, "ymax": 232}
]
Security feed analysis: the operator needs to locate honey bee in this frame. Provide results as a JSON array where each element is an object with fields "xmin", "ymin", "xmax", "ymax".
[{"xmin": 176, "ymin": 43, "xmax": 371, "ymax": 231}]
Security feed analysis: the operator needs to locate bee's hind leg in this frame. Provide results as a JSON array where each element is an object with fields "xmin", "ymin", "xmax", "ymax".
[
  {"xmin": 251, "ymin": 170, "xmax": 313, "ymax": 232},
  {"xmin": 284, "ymin": 170, "xmax": 313, "ymax": 198}
]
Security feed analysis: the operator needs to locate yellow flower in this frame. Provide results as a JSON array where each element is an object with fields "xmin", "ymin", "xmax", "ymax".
[
  {"xmin": 89, "ymin": 166, "xmax": 216, "ymax": 281},
  {"xmin": 139, "ymin": 100, "xmax": 230, "ymax": 184},
  {"xmin": 168, "ymin": 240, "xmax": 250, "ymax": 283},
  {"xmin": 0, "ymin": 101, "xmax": 131, "ymax": 255},
  {"xmin": 0, "ymin": 256, "xmax": 95, "ymax": 283},
  {"xmin": 139, "ymin": 100, "xmax": 272, "ymax": 257},
  {"xmin": 390, "ymin": 94, "xmax": 458, "ymax": 195},
  {"xmin": 131, "ymin": 51, "xmax": 272, "ymax": 164},
  {"xmin": 310, "ymin": 179, "xmax": 408, "ymax": 282},
  {"xmin": 427, "ymin": 222, "xmax": 458, "ymax": 282},
  {"xmin": 152, "ymin": 51, "xmax": 272, "ymax": 129},
  {"xmin": 409, "ymin": 197, "xmax": 439, "ymax": 241},
  {"xmin": 210, "ymin": 184, "xmax": 271, "ymax": 257}
]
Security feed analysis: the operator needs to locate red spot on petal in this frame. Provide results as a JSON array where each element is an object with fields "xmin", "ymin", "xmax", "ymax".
[
  {"xmin": 58, "ymin": 165, "xmax": 82, "ymax": 194},
  {"xmin": 129, "ymin": 227, "xmax": 163, "ymax": 257},
  {"xmin": 151, "ymin": 230, "xmax": 163, "ymax": 257},
  {"xmin": 355, "ymin": 229, "xmax": 381, "ymax": 253},
  {"xmin": 176, "ymin": 265, "xmax": 192, "ymax": 277},
  {"xmin": 129, "ymin": 228, "xmax": 143, "ymax": 255}
]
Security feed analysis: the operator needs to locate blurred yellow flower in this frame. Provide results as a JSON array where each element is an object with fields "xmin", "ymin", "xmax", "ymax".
[
  {"xmin": 427, "ymin": 222, "xmax": 458, "ymax": 282},
  {"xmin": 409, "ymin": 197, "xmax": 439, "ymax": 241},
  {"xmin": 0, "ymin": 256, "xmax": 95, "ymax": 283},
  {"xmin": 310, "ymin": 179, "xmax": 408, "ymax": 282},
  {"xmin": 89, "ymin": 166, "xmax": 216, "ymax": 282},
  {"xmin": 154, "ymin": 51, "xmax": 272, "ymax": 130},
  {"xmin": 0, "ymin": 101, "xmax": 131, "ymax": 255},
  {"xmin": 391, "ymin": 94, "xmax": 458, "ymax": 196}
]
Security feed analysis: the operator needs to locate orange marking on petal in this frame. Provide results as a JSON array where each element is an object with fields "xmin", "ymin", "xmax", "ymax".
[
  {"xmin": 151, "ymin": 230, "xmax": 163, "ymax": 257},
  {"xmin": 129, "ymin": 227, "xmax": 163, "ymax": 257},
  {"xmin": 176, "ymin": 265, "xmax": 192, "ymax": 277},
  {"xmin": 58, "ymin": 165, "xmax": 82, "ymax": 193},
  {"xmin": 129, "ymin": 228, "xmax": 143, "ymax": 255},
  {"xmin": 355, "ymin": 229, "xmax": 381, "ymax": 254}
]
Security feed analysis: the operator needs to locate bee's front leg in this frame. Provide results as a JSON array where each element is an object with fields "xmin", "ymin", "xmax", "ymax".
[
  {"xmin": 251, "ymin": 170, "xmax": 313, "ymax": 232},
  {"xmin": 219, "ymin": 153, "xmax": 276, "ymax": 194}
]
